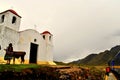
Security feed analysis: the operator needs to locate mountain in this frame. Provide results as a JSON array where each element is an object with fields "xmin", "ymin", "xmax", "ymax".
[
  {"xmin": 54, "ymin": 61, "xmax": 67, "ymax": 65},
  {"xmin": 69, "ymin": 45, "xmax": 120, "ymax": 66}
]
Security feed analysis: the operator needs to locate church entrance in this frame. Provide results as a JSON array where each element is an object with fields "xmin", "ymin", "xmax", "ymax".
[{"xmin": 29, "ymin": 43, "xmax": 38, "ymax": 63}]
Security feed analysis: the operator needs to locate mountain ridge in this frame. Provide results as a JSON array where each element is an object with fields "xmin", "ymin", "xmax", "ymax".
[{"xmin": 69, "ymin": 45, "xmax": 120, "ymax": 65}]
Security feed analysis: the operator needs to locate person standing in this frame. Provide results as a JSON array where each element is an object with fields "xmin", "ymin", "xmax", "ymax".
[{"xmin": 4, "ymin": 43, "xmax": 13, "ymax": 64}]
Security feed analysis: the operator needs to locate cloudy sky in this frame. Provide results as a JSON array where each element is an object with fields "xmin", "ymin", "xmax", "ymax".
[{"xmin": 0, "ymin": 0, "xmax": 120, "ymax": 62}]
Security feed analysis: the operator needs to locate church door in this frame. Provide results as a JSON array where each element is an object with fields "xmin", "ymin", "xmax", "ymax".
[{"xmin": 29, "ymin": 43, "xmax": 38, "ymax": 63}]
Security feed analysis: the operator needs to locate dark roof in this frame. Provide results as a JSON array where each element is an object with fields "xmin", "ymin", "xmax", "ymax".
[{"xmin": 0, "ymin": 9, "xmax": 21, "ymax": 18}]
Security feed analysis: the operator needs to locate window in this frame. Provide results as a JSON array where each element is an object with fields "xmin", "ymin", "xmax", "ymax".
[
  {"xmin": 0, "ymin": 45, "xmax": 1, "ymax": 50},
  {"xmin": 12, "ymin": 16, "xmax": 16, "ymax": 24},
  {"xmin": 43, "ymin": 35, "xmax": 45, "ymax": 40},
  {"xmin": 34, "ymin": 39, "xmax": 37, "ymax": 42},
  {"xmin": 1, "ymin": 15, "xmax": 5, "ymax": 23},
  {"xmin": 49, "ymin": 36, "xmax": 51, "ymax": 41}
]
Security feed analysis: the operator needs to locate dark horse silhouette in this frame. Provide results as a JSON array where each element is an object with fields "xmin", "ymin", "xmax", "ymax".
[
  {"xmin": 12, "ymin": 51, "xmax": 26, "ymax": 64},
  {"xmin": 5, "ymin": 49, "xmax": 26, "ymax": 64}
]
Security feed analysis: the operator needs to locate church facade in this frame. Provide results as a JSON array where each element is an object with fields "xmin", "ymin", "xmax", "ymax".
[{"xmin": 0, "ymin": 9, "xmax": 55, "ymax": 65}]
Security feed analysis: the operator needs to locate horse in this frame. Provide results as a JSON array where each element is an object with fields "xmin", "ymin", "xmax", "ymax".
[
  {"xmin": 12, "ymin": 51, "xmax": 26, "ymax": 64},
  {"xmin": 4, "ymin": 49, "xmax": 26, "ymax": 64}
]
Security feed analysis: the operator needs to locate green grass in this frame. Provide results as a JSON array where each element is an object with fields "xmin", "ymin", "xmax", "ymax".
[{"xmin": 0, "ymin": 64, "xmax": 40, "ymax": 72}]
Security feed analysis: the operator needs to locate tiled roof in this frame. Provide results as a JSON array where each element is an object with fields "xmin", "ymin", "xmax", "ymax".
[
  {"xmin": 42, "ymin": 31, "xmax": 52, "ymax": 35},
  {"xmin": 0, "ymin": 9, "xmax": 21, "ymax": 18}
]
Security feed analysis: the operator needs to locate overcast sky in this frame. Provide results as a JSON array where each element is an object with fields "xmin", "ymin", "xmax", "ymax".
[{"xmin": 1, "ymin": 0, "xmax": 120, "ymax": 62}]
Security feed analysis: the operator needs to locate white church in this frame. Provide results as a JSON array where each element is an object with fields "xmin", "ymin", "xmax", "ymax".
[{"xmin": 0, "ymin": 9, "xmax": 56, "ymax": 65}]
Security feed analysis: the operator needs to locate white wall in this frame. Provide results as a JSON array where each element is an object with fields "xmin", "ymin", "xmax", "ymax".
[
  {"xmin": 0, "ymin": 25, "xmax": 19, "ymax": 57},
  {"xmin": 18, "ymin": 29, "xmax": 53, "ymax": 63},
  {"xmin": 42, "ymin": 33, "xmax": 53, "ymax": 61}
]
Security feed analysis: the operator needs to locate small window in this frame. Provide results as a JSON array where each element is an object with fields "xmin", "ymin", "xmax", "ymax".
[
  {"xmin": 0, "ymin": 45, "xmax": 1, "ymax": 50},
  {"xmin": 34, "ymin": 39, "xmax": 37, "ymax": 42},
  {"xmin": 12, "ymin": 16, "xmax": 16, "ymax": 24},
  {"xmin": 43, "ymin": 35, "xmax": 45, "ymax": 40},
  {"xmin": 1, "ymin": 15, "xmax": 5, "ymax": 23},
  {"xmin": 49, "ymin": 36, "xmax": 51, "ymax": 41}
]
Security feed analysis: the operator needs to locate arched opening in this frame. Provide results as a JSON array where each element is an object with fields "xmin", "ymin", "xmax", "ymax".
[
  {"xmin": 43, "ymin": 35, "xmax": 45, "ymax": 40},
  {"xmin": 34, "ymin": 39, "xmax": 37, "ymax": 42},
  {"xmin": 1, "ymin": 15, "xmax": 5, "ymax": 23},
  {"xmin": 12, "ymin": 16, "xmax": 16, "ymax": 24},
  {"xmin": 49, "ymin": 36, "xmax": 51, "ymax": 41}
]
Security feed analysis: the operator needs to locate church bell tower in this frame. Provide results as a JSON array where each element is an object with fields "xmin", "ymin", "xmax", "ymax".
[
  {"xmin": 0, "ymin": 9, "xmax": 21, "ymax": 31},
  {"xmin": 0, "ymin": 9, "xmax": 22, "ymax": 53}
]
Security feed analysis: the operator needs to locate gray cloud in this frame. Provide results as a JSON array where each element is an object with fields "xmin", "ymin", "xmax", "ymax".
[{"xmin": 1, "ymin": 0, "xmax": 120, "ymax": 62}]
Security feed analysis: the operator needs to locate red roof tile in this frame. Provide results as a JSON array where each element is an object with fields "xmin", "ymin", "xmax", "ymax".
[
  {"xmin": 0, "ymin": 9, "xmax": 21, "ymax": 18},
  {"xmin": 42, "ymin": 31, "xmax": 52, "ymax": 35}
]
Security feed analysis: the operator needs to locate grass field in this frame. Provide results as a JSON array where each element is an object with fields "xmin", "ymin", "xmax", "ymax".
[
  {"xmin": 0, "ymin": 64, "xmax": 107, "ymax": 71},
  {"xmin": 0, "ymin": 64, "xmax": 40, "ymax": 72}
]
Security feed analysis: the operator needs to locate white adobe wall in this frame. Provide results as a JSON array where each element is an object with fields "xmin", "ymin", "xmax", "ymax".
[
  {"xmin": 18, "ymin": 29, "xmax": 48, "ymax": 62},
  {"xmin": 0, "ymin": 25, "xmax": 19, "ymax": 57},
  {"xmin": 3, "ymin": 27, "xmax": 19, "ymax": 50}
]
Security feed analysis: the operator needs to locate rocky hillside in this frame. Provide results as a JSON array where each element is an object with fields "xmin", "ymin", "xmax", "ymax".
[{"xmin": 69, "ymin": 45, "xmax": 120, "ymax": 65}]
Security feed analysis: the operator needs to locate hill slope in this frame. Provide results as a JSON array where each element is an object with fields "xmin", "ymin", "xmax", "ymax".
[{"xmin": 69, "ymin": 45, "xmax": 120, "ymax": 65}]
